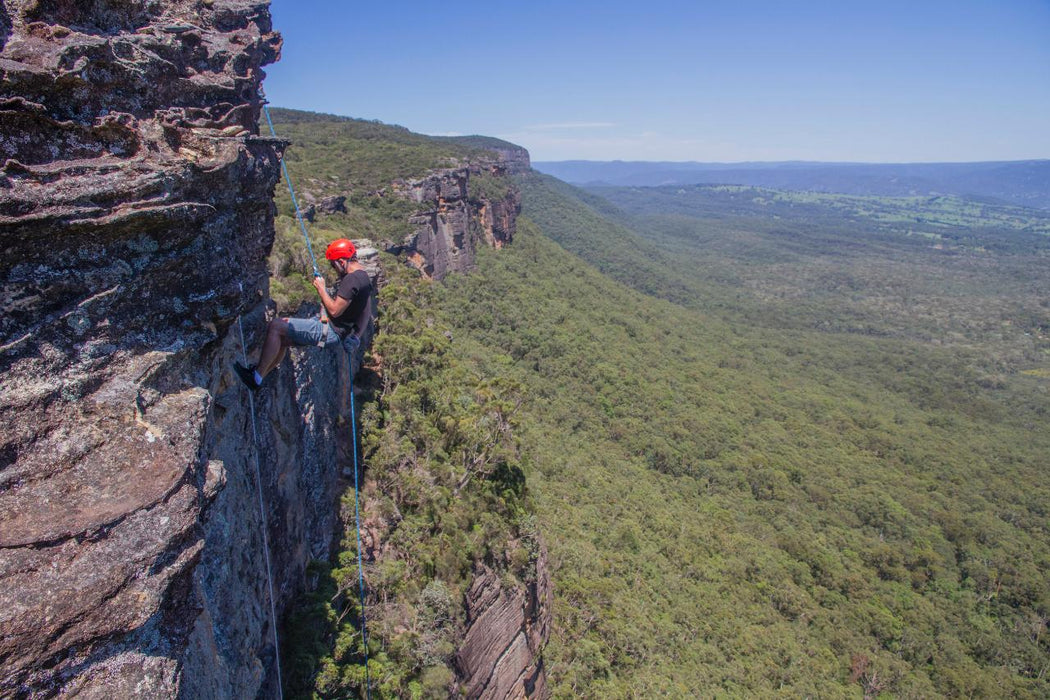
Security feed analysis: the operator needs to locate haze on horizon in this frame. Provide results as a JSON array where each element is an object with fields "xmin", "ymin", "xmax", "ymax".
[{"xmin": 266, "ymin": 0, "xmax": 1050, "ymax": 164}]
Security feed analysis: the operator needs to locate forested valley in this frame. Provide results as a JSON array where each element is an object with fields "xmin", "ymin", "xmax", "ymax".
[{"xmin": 267, "ymin": 110, "xmax": 1049, "ymax": 697}]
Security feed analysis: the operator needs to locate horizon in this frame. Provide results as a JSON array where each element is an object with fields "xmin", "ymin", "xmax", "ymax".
[
  {"xmin": 532, "ymin": 157, "xmax": 1050, "ymax": 165},
  {"xmin": 266, "ymin": 1, "xmax": 1050, "ymax": 163},
  {"xmin": 265, "ymin": 106, "xmax": 1048, "ymax": 166}
]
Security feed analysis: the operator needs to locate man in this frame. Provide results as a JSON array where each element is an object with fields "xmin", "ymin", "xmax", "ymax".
[{"xmin": 234, "ymin": 238, "xmax": 372, "ymax": 391}]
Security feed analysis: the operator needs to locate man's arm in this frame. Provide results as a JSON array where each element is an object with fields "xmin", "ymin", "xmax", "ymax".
[{"xmin": 312, "ymin": 275, "xmax": 350, "ymax": 318}]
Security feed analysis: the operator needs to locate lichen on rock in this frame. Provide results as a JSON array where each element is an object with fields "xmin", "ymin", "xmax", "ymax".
[
  {"xmin": 0, "ymin": 1, "xmax": 332, "ymax": 696},
  {"xmin": 0, "ymin": 1, "xmax": 547, "ymax": 696}
]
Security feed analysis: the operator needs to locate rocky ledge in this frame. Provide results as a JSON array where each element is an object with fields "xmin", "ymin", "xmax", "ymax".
[
  {"xmin": 0, "ymin": 0, "xmax": 546, "ymax": 697},
  {"xmin": 387, "ymin": 158, "xmax": 523, "ymax": 281},
  {"xmin": 456, "ymin": 548, "xmax": 553, "ymax": 699}
]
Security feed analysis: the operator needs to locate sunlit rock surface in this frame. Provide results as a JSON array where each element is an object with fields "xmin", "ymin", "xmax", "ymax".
[
  {"xmin": 456, "ymin": 548, "xmax": 553, "ymax": 699},
  {"xmin": 0, "ymin": 1, "xmax": 545, "ymax": 696},
  {"xmin": 389, "ymin": 158, "xmax": 523, "ymax": 280}
]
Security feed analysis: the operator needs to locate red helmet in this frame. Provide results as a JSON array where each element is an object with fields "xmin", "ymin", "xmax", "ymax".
[{"xmin": 325, "ymin": 238, "xmax": 356, "ymax": 261}]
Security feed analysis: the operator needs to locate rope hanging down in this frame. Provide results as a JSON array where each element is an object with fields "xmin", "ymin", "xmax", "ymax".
[
  {"xmin": 236, "ymin": 288, "xmax": 284, "ymax": 699},
  {"xmin": 261, "ymin": 102, "xmax": 373, "ymax": 697},
  {"xmin": 348, "ymin": 359, "xmax": 373, "ymax": 699}
]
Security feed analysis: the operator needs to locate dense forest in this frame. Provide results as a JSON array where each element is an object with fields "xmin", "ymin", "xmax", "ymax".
[
  {"xmin": 448, "ymin": 177, "xmax": 1049, "ymax": 696},
  {"xmin": 265, "ymin": 109, "xmax": 1049, "ymax": 697}
]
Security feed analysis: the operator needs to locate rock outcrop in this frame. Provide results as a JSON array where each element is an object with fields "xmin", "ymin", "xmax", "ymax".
[
  {"xmin": 299, "ymin": 193, "xmax": 345, "ymax": 222},
  {"xmin": 0, "ymin": 1, "xmax": 354, "ymax": 696},
  {"xmin": 488, "ymin": 144, "xmax": 531, "ymax": 175},
  {"xmin": 316, "ymin": 193, "xmax": 347, "ymax": 216},
  {"xmin": 456, "ymin": 546, "xmax": 553, "ymax": 699},
  {"xmin": 389, "ymin": 160, "xmax": 523, "ymax": 280},
  {"xmin": 357, "ymin": 492, "xmax": 552, "ymax": 699}
]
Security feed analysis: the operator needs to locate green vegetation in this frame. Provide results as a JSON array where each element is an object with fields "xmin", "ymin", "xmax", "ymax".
[
  {"xmin": 431, "ymin": 134, "xmax": 525, "ymax": 152},
  {"xmin": 283, "ymin": 260, "xmax": 540, "ymax": 699},
  {"xmin": 262, "ymin": 109, "xmax": 489, "ymax": 312},
  {"xmin": 262, "ymin": 110, "xmax": 522, "ymax": 313},
  {"xmin": 267, "ymin": 113, "xmax": 543, "ymax": 699},
  {"xmin": 432, "ymin": 211, "xmax": 1050, "ymax": 696},
  {"xmin": 265, "ymin": 107, "xmax": 484, "ymax": 190},
  {"xmin": 587, "ymin": 183, "xmax": 1050, "ymax": 232},
  {"xmin": 526, "ymin": 175, "xmax": 1050, "ymax": 366},
  {"xmin": 465, "ymin": 170, "xmax": 513, "ymax": 203},
  {"xmin": 270, "ymin": 110, "xmax": 1050, "ymax": 697}
]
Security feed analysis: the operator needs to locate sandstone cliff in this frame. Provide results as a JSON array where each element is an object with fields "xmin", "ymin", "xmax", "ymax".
[
  {"xmin": 456, "ymin": 549, "xmax": 553, "ymax": 699},
  {"xmin": 389, "ymin": 161, "xmax": 522, "ymax": 281},
  {"xmin": 383, "ymin": 162, "xmax": 551, "ymax": 697},
  {"xmin": 487, "ymin": 144, "xmax": 531, "ymax": 176},
  {"xmin": 0, "ymin": 1, "xmax": 332, "ymax": 695},
  {"xmin": 298, "ymin": 162, "xmax": 551, "ymax": 696}
]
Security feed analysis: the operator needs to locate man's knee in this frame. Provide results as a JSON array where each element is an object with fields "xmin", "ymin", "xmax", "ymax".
[{"xmin": 268, "ymin": 318, "xmax": 290, "ymax": 336}]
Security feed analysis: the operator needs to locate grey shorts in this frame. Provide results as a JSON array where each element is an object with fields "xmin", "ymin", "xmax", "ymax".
[{"xmin": 286, "ymin": 317, "xmax": 360, "ymax": 354}]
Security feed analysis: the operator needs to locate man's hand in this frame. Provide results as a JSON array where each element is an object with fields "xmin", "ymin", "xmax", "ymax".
[{"xmin": 312, "ymin": 275, "xmax": 349, "ymax": 318}]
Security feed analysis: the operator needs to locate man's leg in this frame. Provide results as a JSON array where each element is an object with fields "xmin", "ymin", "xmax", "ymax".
[{"xmin": 256, "ymin": 318, "xmax": 291, "ymax": 379}]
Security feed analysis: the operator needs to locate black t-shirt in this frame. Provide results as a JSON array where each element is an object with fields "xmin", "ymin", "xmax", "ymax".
[{"xmin": 331, "ymin": 269, "xmax": 371, "ymax": 336}]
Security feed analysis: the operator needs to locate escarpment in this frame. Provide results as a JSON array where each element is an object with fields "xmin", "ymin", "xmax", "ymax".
[
  {"xmin": 389, "ymin": 158, "xmax": 523, "ymax": 280},
  {"xmin": 280, "ymin": 121, "xmax": 551, "ymax": 696},
  {"xmin": 456, "ymin": 549, "xmax": 553, "ymax": 699},
  {"xmin": 385, "ymin": 163, "xmax": 552, "ymax": 698},
  {"xmin": 0, "ymin": 1, "xmax": 344, "ymax": 696}
]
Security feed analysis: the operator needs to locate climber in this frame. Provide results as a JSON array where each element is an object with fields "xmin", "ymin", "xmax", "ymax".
[{"xmin": 234, "ymin": 238, "xmax": 372, "ymax": 391}]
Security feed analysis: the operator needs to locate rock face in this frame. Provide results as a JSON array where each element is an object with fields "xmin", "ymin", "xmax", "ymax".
[
  {"xmin": 0, "ymin": 1, "xmax": 355, "ymax": 696},
  {"xmin": 389, "ymin": 161, "xmax": 523, "ymax": 280},
  {"xmin": 456, "ymin": 547, "xmax": 553, "ymax": 699},
  {"xmin": 316, "ymin": 193, "xmax": 347, "ymax": 215},
  {"xmin": 301, "ymin": 194, "xmax": 346, "ymax": 222},
  {"xmin": 489, "ymin": 144, "xmax": 531, "ymax": 175}
]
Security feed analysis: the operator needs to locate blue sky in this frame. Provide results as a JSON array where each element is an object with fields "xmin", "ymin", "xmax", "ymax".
[{"xmin": 265, "ymin": 0, "xmax": 1050, "ymax": 163}]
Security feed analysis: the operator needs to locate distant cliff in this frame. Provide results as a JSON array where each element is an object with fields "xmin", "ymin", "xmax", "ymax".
[{"xmin": 389, "ymin": 160, "xmax": 522, "ymax": 280}]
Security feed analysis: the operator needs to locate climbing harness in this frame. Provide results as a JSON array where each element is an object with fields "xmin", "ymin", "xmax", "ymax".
[
  {"xmin": 317, "ymin": 306, "xmax": 330, "ymax": 348},
  {"xmin": 247, "ymin": 102, "xmax": 373, "ymax": 697},
  {"xmin": 236, "ymin": 287, "xmax": 284, "ymax": 699}
]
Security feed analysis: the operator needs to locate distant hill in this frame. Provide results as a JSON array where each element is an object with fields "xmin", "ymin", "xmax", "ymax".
[{"xmin": 533, "ymin": 159, "xmax": 1050, "ymax": 210}]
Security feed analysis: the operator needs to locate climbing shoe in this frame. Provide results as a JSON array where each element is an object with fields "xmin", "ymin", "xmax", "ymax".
[{"xmin": 234, "ymin": 361, "xmax": 261, "ymax": 391}]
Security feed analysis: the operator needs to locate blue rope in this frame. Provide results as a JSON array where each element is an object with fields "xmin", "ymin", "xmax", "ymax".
[
  {"xmin": 262, "ymin": 103, "xmax": 321, "ymax": 277},
  {"xmin": 347, "ymin": 352, "xmax": 372, "ymax": 699}
]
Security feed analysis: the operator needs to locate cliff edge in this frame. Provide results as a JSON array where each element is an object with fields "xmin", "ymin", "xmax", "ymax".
[
  {"xmin": 390, "ymin": 161, "xmax": 521, "ymax": 280},
  {"xmin": 0, "ymin": 1, "xmax": 323, "ymax": 696}
]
